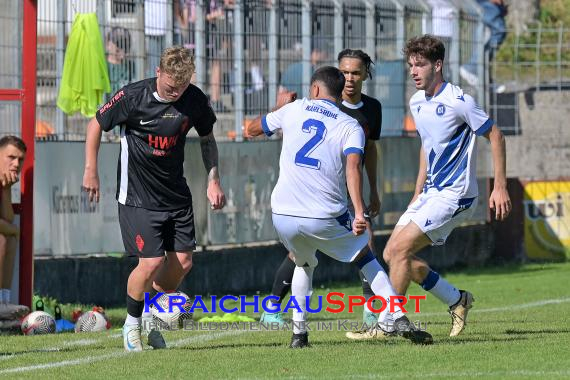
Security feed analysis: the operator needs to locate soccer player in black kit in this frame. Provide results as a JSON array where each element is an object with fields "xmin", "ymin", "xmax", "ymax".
[
  {"xmin": 83, "ymin": 47, "xmax": 226, "ymax": 351},
  {"xmin": 260, "ymin": 49, "xmax": 385, "ymax": 330}
]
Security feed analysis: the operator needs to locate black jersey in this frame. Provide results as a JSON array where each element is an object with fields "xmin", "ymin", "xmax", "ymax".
[
  {"xmin": 96, "ymin": 78, "xmax": 216, "ymax": 211},
  {"xmin": 339, "ymin": 93, "xmax": 382, "ymax": 141}
]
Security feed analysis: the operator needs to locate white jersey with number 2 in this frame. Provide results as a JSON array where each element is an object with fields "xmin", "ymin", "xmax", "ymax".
[{"xmin": 261, "ymin": 98, "xmax": 365, "ymax": 219}]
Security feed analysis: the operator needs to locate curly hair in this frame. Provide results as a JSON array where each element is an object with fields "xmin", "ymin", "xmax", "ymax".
[
  {"xmin": 159, "ymin": 46, "xmax": 195, "ymax": 85},
  {"xmin": 403, "ymin": 35, "xmax": 445, "ymax": 64}
]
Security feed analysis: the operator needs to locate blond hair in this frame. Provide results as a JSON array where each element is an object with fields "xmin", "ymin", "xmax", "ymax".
[{"xmin": 159, "ymin": 46, "xmax": 195, "ymax": 85}]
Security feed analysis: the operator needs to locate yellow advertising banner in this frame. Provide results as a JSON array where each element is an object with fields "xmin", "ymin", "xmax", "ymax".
[{"xmin": 524, "ymin": 181, "xmax": 570, "ymax": 260}]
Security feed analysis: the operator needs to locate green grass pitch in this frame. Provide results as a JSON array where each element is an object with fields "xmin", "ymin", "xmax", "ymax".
[{"xmin": 1, "ymin": 262, "xmax": 569, "ymax": 379}]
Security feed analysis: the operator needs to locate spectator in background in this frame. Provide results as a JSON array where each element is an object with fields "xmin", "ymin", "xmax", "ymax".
[
  {"xmin": 105, "ymin": 27, "xmax": 135, "ymax": 141},
  {"xmin": 279, "ymin": 41, "xmax": 328, "ymax": 98},
  {"xmin": 207, "ymin": 0, "xmax": 235, "ymax": 111},
  {"xmin": 243, "ymin": 1, "xmax": 268, "ymax": 114},
  {"xmin": 145, "ymin": 0, "xmax": 168, "ymax": 77},
  {"xmin": 0, "ymin": 136, "xmax": 26, "ymax": 311},
  {"xmin": 460, "ymin": 0, "xmax": 508, "ymax": 88},
  {"xmin": 426, "ymin": 0, "xmax": 457, "ymax": 79},
  {"xmin": 174, "ymin": 0, "xmax": 196, "ymax": 48},
  {"xmin": 106, "ymin": 27, "xmax": 135, "ymax": 95}
]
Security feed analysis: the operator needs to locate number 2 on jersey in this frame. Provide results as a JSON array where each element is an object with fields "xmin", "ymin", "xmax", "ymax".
[{"xmin": 294, "ymin": 119, "xmax": 327, "ymax": 170}]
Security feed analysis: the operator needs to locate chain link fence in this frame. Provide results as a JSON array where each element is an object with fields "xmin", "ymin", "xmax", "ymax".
[{"xmin": 8, "ymin": 0, "xmax": 487, "ymax": 142}]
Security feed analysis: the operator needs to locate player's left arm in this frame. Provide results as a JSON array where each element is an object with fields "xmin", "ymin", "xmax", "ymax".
[
  {"xmin": 199, "ymin": 131, "xmax": 226, "ymax": 210},
  {"xmin": 483, "ymin": 124, "xmax": 511, "ymax": 221},
  {"xmin": 345, "ymin": 125, "xmax": 367, "ymax": 236},
  {"xmin": 346, "ymin": 153, "xmax": 367, "ymax": 236},
  {"xmin": 363, "ymin": 140, "xmax": 380, "ymax": 218},
  {"xmin": 460, "ymin": 93, "xmax": 511, "ymax": 221}
]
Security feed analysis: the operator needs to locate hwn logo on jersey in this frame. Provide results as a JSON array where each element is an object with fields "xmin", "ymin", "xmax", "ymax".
[{"xmin": 148, "ymin": 135, "xmax": 179, "ymax": 150}]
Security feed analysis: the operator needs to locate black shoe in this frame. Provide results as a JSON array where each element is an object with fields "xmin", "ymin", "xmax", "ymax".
[
  {"xmin": 394, "ymin": 316, "xmax": 433, "ymax": 345},
  {"xmin": 289, "ymin": 332, "xmax": 309, "ymax": 348}
]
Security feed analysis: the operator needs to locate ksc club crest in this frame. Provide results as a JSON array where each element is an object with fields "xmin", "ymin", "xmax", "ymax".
[{"xmin": 436, "ymin": 103, "xmax": 446, "ymax": 116}]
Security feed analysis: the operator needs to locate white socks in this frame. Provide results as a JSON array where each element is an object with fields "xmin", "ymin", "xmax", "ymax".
[
  {"xmin": 421, "ymin": 270, "xmax": 461, "ymax": 307},
  {"xmin": 291, "ymin": 265, "xmax": 314, "ymax": 334},
  {"xmin": 359, "ymin": 259, "xmax": 405, "ymax": 322},
  {"xmin": 125, "ymin": 314, "xmax": 141, "ymax": 326}
]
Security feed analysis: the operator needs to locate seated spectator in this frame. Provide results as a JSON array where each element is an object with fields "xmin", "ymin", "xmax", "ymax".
[{"xmin": 0, "ymin": 136, "xmax": 26, "ymax": 310}]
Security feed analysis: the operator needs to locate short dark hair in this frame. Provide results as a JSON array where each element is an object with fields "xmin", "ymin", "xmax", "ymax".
[
  {"xmin": 310, "ymin": 66, "xmax": 346, "ymax": 100},
  {"xmin": 0, "ymin": 135, "xmax": 26, "ymax": 153},
  {"xmin": 337, "ymin": 49, "xmax": 374, "ymax": 79},
  {"xmin": 403, "ymin": 34, "xmax": 445, "ymax": 64}
]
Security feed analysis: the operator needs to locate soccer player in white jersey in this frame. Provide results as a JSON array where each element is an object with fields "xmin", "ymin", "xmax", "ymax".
[
  {"xmin": 246, "ymin": 66, "xmax": 433, "ymax": 348},
  {"xmin": 352, "ymin": 35, "xmax": 511, "ymax": 340}
]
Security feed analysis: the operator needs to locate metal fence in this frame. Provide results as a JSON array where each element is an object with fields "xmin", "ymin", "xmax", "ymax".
[
  {"xmin": 489, "ymin": 23, "xmax": 570, "ymax": 135},
  {"xmin": 12, "ymin": 0, "xmax": 487, "ymax": 142}
]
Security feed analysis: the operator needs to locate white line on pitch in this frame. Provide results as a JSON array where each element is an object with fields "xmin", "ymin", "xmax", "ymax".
[
  {"xmin": 417, "ymin": 296, "xmax": 570, "ymax": 317},
  {"xmin": 267, "ymin": 369, "xmax": 570, "ymax": 380},
  {"xmin": 0, "ymin": 330, "xmax": 244, "ymax": 374}
]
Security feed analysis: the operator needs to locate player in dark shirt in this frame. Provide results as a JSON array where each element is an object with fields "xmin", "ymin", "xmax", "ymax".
[
  {"xmin": 260, "ymin": 49, "xmax": 384, "ymax": 330},
  {"xmin": 82, "ymin": 47, "xmax": 226, "ymax": 351}
]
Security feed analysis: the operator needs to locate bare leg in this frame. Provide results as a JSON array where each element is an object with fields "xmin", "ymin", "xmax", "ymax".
[
  {"xmin": 2, "ymin": 237, "xmax": 18, "ymax": 289},
  {"xmin": 209, "ymin": 61, "xmax": 221, "ymax": 102},
  {"xmin": 0, "ymin": 235, "xmax": 7, "ymax": 293},
  {"xmin": 127, "ymin": 257, "xmax": 164, "ymax": 300},
  {"xmin": 152, "ymin": 251, "xmax": 193, "ymax": 292},
  {"xmin": 383, "ymin": 222, "xmax": 432, "ymax": 295}
]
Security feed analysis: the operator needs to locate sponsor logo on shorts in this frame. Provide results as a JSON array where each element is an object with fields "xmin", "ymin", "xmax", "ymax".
[
  {"xmin": 135, "ymin": 234, "xmax": 145, "ymax": 252},
  {"xmin": 424, "ymin": 219, "xmax": 433, "ymax": 227}
]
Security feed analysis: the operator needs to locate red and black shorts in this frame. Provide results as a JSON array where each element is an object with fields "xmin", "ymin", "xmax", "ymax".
[{"xmin": 118, "ymin": 203, "xmax": 196, "ymax": 258}]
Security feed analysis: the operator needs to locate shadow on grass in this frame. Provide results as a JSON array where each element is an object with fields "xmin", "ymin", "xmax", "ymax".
[
  {"xmin": 505, "ymin": 328, "xmax": 570, "ymax": 335},
  {"xmin": 170, "ymin": 333, "xmax": 530, "ymax": 351},
  {"xmin": 435, "ymin": 262, "xmax": 565, "ymax": 277},
  {"xmin": 434, "ymin": 335, "xmax": 529, "ymax": 345}
]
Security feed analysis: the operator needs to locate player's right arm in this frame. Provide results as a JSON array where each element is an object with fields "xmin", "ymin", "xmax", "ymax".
[
  {"xmin": 245, "ymin": 91, "xmax": 296, "ymax": 137},
  {"xmin": 82, "ymin": 117, "xmax": 103, "ymax": 203},
  {"xmin": 410, "ymin": 145, "xmax": 427, "ymax": 205},
  {"xmin": 0, "ymin": 183, "xmax": 14, "ymax": 223},
  {"xmin": 82, "ymin": 87, "xmax": 131, "ymax": 203}
]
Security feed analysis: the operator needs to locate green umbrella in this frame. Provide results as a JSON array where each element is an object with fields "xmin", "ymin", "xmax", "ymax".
[{"xmin": 57, "ymin": 13, "xmax": 111, "ymax": 118}]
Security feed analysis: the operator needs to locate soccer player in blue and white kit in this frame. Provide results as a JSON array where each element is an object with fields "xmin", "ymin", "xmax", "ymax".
[
  {"xmin": 246, "ymin": 66, "xmax": 433, "ymax": 348},
  {"xmin": 354, "ymin": 35, "xmax": 511, "ymax": 340}
]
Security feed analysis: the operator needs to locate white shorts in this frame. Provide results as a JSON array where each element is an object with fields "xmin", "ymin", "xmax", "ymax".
[
  {"xmin": 272, "ymin": 211, "xmax": 369, "ymax": 267},
  {"xmin": 396, "ymin": 193, "xmax": 477, "ymax": 246}
]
